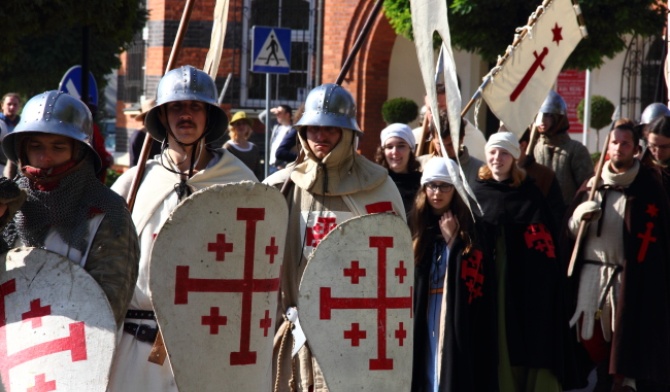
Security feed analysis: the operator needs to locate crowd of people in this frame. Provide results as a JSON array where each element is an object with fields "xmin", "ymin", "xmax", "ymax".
[{"xmin": 1, "ymin": 65, "xmax": 670, "ymax": 392}]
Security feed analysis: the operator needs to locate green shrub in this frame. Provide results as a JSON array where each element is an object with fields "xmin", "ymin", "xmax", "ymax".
[
  {"xmin": 577, "ymin": 95, "xmax": 615, "ymax": 130},
  {"xmin": 381, "ymin": 97, "xmax": 419, "ymax": 124}
]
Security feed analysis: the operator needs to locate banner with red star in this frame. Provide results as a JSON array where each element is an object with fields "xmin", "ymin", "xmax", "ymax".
[{"xmin": 481, "ymin": 0, "xmax": 587, "ymax": 136}]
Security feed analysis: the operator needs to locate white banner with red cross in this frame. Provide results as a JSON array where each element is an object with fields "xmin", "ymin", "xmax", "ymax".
[
  {"xmin": 0, "ymin": 247, "xmax": 117, "ymax": 392},
  {"xmin": 481, "ymin": 0, "xmax": 587, "ymax": 136},
  {"xmin": 299, "ymin": 213, "xmax": 413, "ymax": 391},
  {"xmin": 150, "ymin": 182, "xmax": 288, "ymax": 392}
]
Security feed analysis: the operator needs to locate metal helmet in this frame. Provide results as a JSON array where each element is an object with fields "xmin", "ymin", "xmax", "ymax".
[
  {"xmin": 3, "ymin": 90, "xmax": 101, "ymax": 171},
  {"xmin": 145, "ymin": 65, "xmax": 228, "ymax": 144},
  {"xmin": 539, "ymin": 90, "xmax": 567, "ymax": 116},
  {"xmin": 295, "ymin": 83, "xmax": 361, "ymax": 133},
  {"xmin": 640, "ymin": 103, "xmax": 670, "ymax": 125}
]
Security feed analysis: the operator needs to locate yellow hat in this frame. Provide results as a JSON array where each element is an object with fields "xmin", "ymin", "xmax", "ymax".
[{"xmin": 230, "ymin": 111, "xmax": 252, "ymax": 126}]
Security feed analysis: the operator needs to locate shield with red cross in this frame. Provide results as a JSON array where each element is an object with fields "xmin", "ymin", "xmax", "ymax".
[
  {"xmin": 0, "ymin": 247, "xmax": 117, "ymax": 392},
  {"xmin": 149, "ymin": 182, "xmax": 288, "ymax": 391},
  {"xmin": 298, "ymin": 213, "xmax": 413, "ymax": 391}
]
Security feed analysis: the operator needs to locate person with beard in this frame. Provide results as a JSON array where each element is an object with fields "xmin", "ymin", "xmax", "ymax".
[
  {"xmin": 265, "ymin": 83, "xmax": 404, "ymax": 392},
  {"xmin": 108, "ymin": 66, "xmax": 257, "ymax": 391},
  {"xmin": 473, "ymin": 131, "xmax": 570, "ymax": 391},
  {"xmin": 567, "ymin": 120, "xmax": 670, "ymax": 391},
  {"xmin": 410, "ymin": 157, "xmax": 495, "ymax": 392},
  {"xmin": 0, "ymin": 90, "xmax": 139, "ymax": 328},
  {"xmin": 374, "ymin": 123, "xmax": 422, "ymax": 219},
  {"xmin": 533, "ymin": 90, "xmax": 593, "ymax": 207}
]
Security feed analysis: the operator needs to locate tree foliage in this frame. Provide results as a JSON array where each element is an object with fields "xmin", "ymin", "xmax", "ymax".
[
  {"xmin": 0, "ymin": 0, "xmax": 146, "ymax": 100},
  {"xmin": 577, "ymin": 95, "xmax": 615, "ymax": 129},
  {"xmin": 382, "ymin": 97, "xmax": 419, "ymax": 124},
  {"xmin": 383, "ymin": 0, "xmax": 666, "ymax": 70}
]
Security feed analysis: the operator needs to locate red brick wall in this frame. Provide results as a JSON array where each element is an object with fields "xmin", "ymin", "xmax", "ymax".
[{"xmin": 322, "ymin": 0, "xmax": 396, "ymax": 158}]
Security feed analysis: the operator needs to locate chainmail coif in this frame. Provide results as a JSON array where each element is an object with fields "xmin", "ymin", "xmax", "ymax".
[{"xmin": 5, "ymin": 158, "xmax": 129, "ymax": 253}]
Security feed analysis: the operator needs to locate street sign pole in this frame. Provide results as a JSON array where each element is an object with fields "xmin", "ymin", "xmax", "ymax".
[
  {"xmin": 265, "ymin": 73, "xmax": 271, "ymax": 179},
  {"xmin": 251, "ymin": 26, "xmax": 292, "ymax": 180}
]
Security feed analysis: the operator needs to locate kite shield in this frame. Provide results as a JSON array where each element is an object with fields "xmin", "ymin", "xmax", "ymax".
[
  {"xmin": 0, "ymin": 247, "xmax": 117, "ymax": 392},
  {"xmin": 150, "ymin": 182, "xmax": 288, "ymax": 391},
  {"xmin": 299, "ymin": 213, "xmax": 414, "ymax": 391}
]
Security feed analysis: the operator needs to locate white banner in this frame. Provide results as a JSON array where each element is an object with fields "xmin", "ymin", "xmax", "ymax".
[{"xmin": 481, "ymin": 0, "xmax": 587, "ymax": 136}]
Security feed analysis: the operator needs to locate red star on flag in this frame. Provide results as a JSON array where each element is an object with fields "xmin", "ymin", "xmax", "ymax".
[
  {"xmin": 646, "ymin": 203, "xmax": 659, "ymax": 217},
  {"xmin": 551, "ymin": 23, "xmax": 563, "ymax": 45}
]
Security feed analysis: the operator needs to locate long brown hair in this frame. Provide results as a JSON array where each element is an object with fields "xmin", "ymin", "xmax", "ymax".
[{"xmin": 409, "ymin": 184, "xmax": 475, "ymax": 266}]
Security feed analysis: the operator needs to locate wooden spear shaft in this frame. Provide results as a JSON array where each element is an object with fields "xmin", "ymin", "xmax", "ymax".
[
  {"xmin": 566, "ymin": 130, "xmax": 611, "ymax": 276},
  {"xmin": 280, "ymin": 0, "xmax": 384, "ymax": 196},
  {"xmin": 126, "ymin": 0, "xmax": 197, "ymax": 211}
]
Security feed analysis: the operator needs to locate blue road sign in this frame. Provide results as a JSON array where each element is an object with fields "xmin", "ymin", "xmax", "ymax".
[
  {"xmin": 251, "ymin": 26, "xmax": 291, "ymax": 74},
  {"xmin": 58, "ymin": 66, "xmax": 98, "ymax": 106}
]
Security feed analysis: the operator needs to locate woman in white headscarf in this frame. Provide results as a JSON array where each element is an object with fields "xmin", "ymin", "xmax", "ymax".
[
  {"xmin": 410, "ymin": 157, "xmax": 495, "ymax": 392},
  {"xmin": 375, "ymin": 123, "xmax": 422, "ymax": 218}
]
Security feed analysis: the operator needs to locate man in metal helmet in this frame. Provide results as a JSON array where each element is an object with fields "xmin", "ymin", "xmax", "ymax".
[
  {"xmin": 0, "ymin": 90, "xmax": 139, "ymax": 327},
  {"xmin": 264, "ymin": 83, "xmax": 404, "ymax": 392},
  {"xmin": 637, "ymin": 102, "xmax": 670, "ymax": 149},
  {"xmin": 109, "ymin": 65, "xmax": 257, "ymax": 391},
  {"xmin": 533, "ymin": 89, "xmax": 594, "ymax": 206}
]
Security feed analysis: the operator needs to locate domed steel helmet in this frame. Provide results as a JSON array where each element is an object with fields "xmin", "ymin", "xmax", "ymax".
[
  {"xmin": 539, "ymin": 90, "xmax": 567, "ymax": 116},
  {"xmin": 145, "ymin": 65, "xmax": 228, "ymax": 144},
  {"xmin": 640, "ymin": 103, "xmax": 670, "ymax": 125},
  {"xmin": 3, "ymin": 90, "xmax": 101, "ymax": 171},
  {"xmin": 295, "ymin": 83, "xmax": 361, "ymax": 133}
]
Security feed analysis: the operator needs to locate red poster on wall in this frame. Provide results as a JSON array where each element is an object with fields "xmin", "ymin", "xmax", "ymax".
[{"xmin": 557, "ymin": 70, "xmax": 586, "ymax": 133}]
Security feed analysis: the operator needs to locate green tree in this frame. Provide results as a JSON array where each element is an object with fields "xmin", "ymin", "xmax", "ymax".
[
  {"xmin": 0, "ymin": 0, "xmax": 146, "ymax": 100},
  {"xmin": 577, "ymin": 95, "xmax": 615, "ymax": 151},
  {"xmin": 383, "ymin": 0, "xmax": 665, "ymax": 70}
]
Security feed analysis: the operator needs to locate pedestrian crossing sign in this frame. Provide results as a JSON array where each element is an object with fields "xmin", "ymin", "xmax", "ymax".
[{"xmin": 252, "ymin": 26, "xmax": 291, "ymax": 74}]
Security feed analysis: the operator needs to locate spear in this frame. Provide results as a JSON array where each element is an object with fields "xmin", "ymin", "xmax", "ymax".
[
  {"xmin": 279, "ymin": 0, "xmax": 384, "ymax": 196},
  {"xmin": 126, "ymin": 0, "xmax": 196, "ymax": 211}
]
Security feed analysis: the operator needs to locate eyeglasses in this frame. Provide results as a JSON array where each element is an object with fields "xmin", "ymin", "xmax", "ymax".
[
  {"xmin": 648, "ymin": 142, "xmax": 670, "ymax": 151},
  {"xmin": 425, "ymin": 182, "xmax": 453, "ymax": 193}
]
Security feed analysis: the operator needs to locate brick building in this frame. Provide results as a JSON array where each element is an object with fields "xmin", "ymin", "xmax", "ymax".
[{"xmin": 115, "ymin": 0, "xmax": 398, "ymax": 164}]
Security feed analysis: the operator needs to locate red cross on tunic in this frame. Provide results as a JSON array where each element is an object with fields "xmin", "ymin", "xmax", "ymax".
[
  {"xmin": 0, "ymin": 279, "xmax": 88, "ymax": 388},
  {"xmin": 22, "ymin": 299, "xmax": 52, "ymax": 328},
  {"xmin": 344, "ymin": 261, "xmax": 366, "ymax": 284},
  {"xmin": 208, "ymin": 233, "xmax": 234, "ymax": 261},
  {"xmin": 319, "ymin": 236, "xmax": 413, "ymax": 370},
  {"xmin": 28, "ymin": 374, "xmax": 56, "ymax": 392},
  {"xmin": 460, "ymin": 249, "xmax": 485, "ymax": 304},
  {"xmin": 637, "ymin": 222, "xmax": 657, "ymax": 262},
  {"xmin": 202, "ymin": 307, "xmax": 227, "ymax": 334},
  {"xmin": 174, "ymin": 207, "xmax": 280, "ymax": 366},
  {"xmin": 306, "ymin": 216, "xmax": 337, "ymax": 247}
]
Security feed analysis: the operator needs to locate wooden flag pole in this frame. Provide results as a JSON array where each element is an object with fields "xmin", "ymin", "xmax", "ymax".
[{"xmin": 126, "ymin": 0, "xmax": 196, "ymax": 211}]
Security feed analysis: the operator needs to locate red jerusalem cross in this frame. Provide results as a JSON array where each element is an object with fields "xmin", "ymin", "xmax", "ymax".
[
  {"xmin": 510, "ymin": 46, "xmax": 549, "ymax": 102},
  {"xmin": 637, "ymin": 222, "xmax": 657, "ymax": 262},
  {"xmin": 174, "ymin": 207, "xmax": 280, "ymax": 366},
  {"xmin": 0, "ymin": 279, "xmax": 87, "ymax": 388},
  {"xmin": 208, "ymin": 233, "xmax": 234, "ymax": 261},
  {"xmin": 320, "ymin": 236, "xmax": 413, "ymax": 371}
]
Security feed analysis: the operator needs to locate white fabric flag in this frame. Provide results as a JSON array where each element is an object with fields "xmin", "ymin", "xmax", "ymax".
[
  {"xmin": 203, "ymin": 0, "xmax": 230, "ymax": 79},
  {"xmin": 411, "ymin": 0, "xmax": 481, "ymax": 215},
  {"xmin": 481, "ymin": 0, "xmax": 587, "ymax": 136}
]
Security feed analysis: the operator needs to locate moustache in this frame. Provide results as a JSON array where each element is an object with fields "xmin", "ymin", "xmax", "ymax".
[{"xmin": 177, "ymin": 120, "xmax": 195, "ymax": 127}]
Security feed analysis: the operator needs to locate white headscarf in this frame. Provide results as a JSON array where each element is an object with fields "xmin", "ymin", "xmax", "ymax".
[
  {"xmin": 485, "ymin": 131, "xmax": 520, "ymax": 159},
  {"xmin": 421, "ymin": 157, "xmax": 458, "ymax": 185},
  {"xmin": 380, "ymin": 123, "xmax": 416, "ymax": 152}
]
